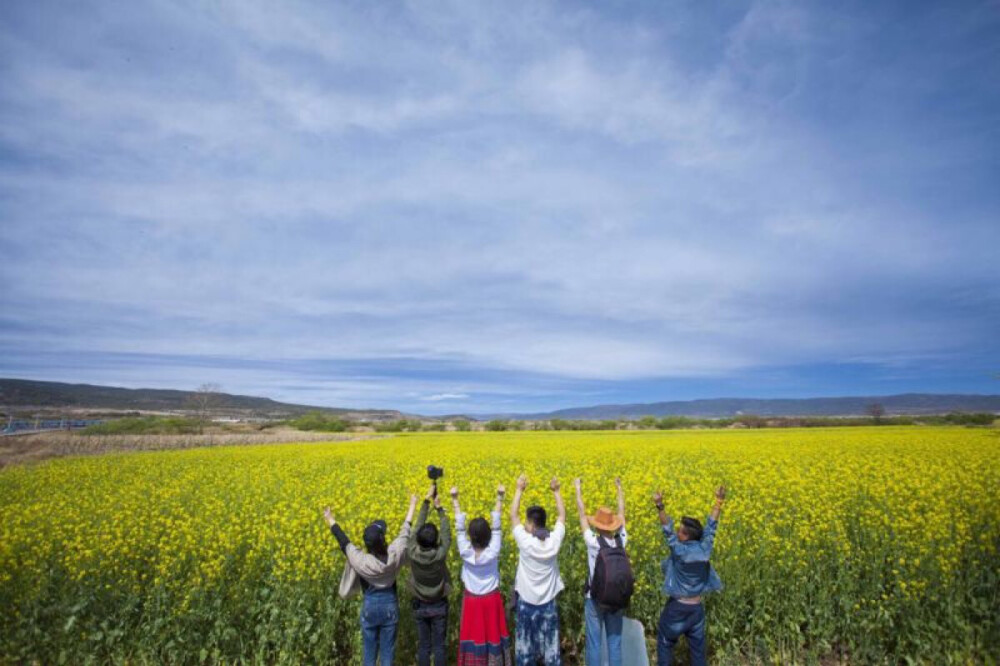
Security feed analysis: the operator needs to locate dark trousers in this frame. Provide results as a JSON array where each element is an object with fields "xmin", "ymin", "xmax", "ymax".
[
  {"xmin": 656, "ymin": 599, "xmax": 706, "ymax": 666},
  {"xmin": 414, "ymin": 599, "xmax": 448, "ymax": 666}
]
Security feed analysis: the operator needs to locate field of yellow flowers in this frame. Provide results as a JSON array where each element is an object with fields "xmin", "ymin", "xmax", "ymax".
[{"xmin": 1, "ymin": 427, "xmax": 997, "ymax": 664}]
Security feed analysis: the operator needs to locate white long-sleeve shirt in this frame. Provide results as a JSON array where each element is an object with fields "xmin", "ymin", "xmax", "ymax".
[
  {"xmin": 513, "ymin": 521, "xmax": 566, "ymax": 605},
  {"xmin": 455, "ymin": 510, "xmax": 503, "ymax": 595}
]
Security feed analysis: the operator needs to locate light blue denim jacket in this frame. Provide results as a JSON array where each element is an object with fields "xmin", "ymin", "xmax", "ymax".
[{"xmin": 660, "ymin": 516, "xmax": 722, "ymax": 598}]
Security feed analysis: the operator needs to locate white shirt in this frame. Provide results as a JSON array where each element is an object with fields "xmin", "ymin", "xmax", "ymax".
[
  {"xmin": 512, "ymin": 521, "xmax": 566, "ymax": 605},
  {"xmin": 583, "ymin": 526, "xmax": 628, "ymax": 599},
  {"xmin": 455, "ymin": 510, "xmax": 503, "ymax": 595}
]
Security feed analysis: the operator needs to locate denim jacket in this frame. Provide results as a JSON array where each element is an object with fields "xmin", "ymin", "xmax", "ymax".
[{"xmin": 660, "ymin": 516, "xmax": 722, "ymax": 598}]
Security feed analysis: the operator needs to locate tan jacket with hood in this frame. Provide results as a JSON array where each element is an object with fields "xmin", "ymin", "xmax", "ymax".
[{"xmin": 338, "ymin": 520, "xmax": 411, "ymax": 599}]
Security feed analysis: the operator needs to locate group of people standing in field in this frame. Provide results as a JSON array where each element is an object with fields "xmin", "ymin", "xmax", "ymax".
[{"xmin": 322, "ymin": 474, "xmax": 726, "ymax": 666}]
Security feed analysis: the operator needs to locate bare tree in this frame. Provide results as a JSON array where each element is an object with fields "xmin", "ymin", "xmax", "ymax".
[
  {"xmin": 188, "ymin": 383, "xmax": 223, "ymax": 433},
  {"xmin": 866, "ymin": 402, "xmax": 886, "ymax": 424}
]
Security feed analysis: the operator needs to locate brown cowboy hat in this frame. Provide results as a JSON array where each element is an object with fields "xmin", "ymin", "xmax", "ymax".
[{"xmin": 587, "ymin": 506, "xmax": 622, "ymax": 532}]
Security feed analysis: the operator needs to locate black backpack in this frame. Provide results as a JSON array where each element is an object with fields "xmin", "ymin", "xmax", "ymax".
[{"xmin": 589, "ymin": 535, "xmax": 635, "ymax": 612}]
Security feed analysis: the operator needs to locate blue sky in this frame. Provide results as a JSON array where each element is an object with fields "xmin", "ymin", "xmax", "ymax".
[{"xmin": 1, "ymin": 0, "xmax": 998, "ymax": 415}]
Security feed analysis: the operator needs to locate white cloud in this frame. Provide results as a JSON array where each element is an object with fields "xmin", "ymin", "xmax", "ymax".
[
  {"xmin": 421, "ymin": 393, "xmax": 470, "ymax": 402},
  {"xmin": 514, "ymin": 47, "xmax": 744, "ymax": 161},
  {"xmin": 1, "ymin": 0, "xmax": 997, "ymax": 408}
]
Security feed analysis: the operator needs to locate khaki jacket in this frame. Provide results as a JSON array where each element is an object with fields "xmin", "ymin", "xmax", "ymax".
[{"xmin": 338, "ymin": 521, "xmax": 411, "ymax": 599}]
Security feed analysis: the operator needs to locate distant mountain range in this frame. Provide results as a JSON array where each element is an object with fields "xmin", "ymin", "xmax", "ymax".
[
  {"xmin": 0, "ymin": 378, "xmax": 404, "ymax": 420},
  {"xmin": 476, "ymin": 393, "xmax": 1000, "ymax": 420},
  {"xmin": 3, "ymin": 378, "xmax": 998, "ymax": 422}
]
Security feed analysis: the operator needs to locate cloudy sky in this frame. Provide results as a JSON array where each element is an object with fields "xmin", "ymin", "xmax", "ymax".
[{"xmin": 1, "ymin": 1, "xmax": 998, "ymax": 414}]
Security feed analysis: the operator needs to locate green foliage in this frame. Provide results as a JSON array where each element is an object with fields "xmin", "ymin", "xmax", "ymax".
[
  {"xmin": 289, "ymin": 412, "xmax": 351, "ymax": 432},
  {"xmin": 734, "ymin": 414, "xmax": 767, "ymax": 428},
  {"xmin": 81, "ymin": 417, "xmax": 201, "ymax": 435},
  {"xmin": 922, "ymin": 412, "xmax": 997, "ymax": 426},
  {"xmin": 656, "ymin": 416, "xmax": 696, "ymax": 429},
  {"xmin": 421, "ymin": 423, "xmax": 447, "ymax": 432},
  {"xmin": 622, "ymin": 412, "xmax": 1000, "ymax": 430},
  {"xmin": 373, "ymin": 419, "xmax": 423, "ymax": 433},
  {"xmin": 484, "ymin": 419, "xmax": 508, "ymax": 431},
  {"xmin": 544, "ymin": 419, "xmax": 620, "ymax": 431},
  {"xmin": 638, "ymin": 415, "xmax": 658, "ymax": 429},
  {"xmin": 451, "ymin": 420, "xmax": 471, "ymax": 431}
]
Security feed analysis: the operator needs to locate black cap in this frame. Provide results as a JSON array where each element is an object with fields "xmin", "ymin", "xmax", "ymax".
[{"xmin": 363, "ymin": 520, "xmax": 387, "ymax": 549}]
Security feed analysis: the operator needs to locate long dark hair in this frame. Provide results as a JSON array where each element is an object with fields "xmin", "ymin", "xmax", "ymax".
[
  {"xmin": 363, "ymin": 521, "xmax": 389, "ymax": 557},
  {"xmin": 468, "ymin": 517, "xmax": 490, "ymax": 549}
]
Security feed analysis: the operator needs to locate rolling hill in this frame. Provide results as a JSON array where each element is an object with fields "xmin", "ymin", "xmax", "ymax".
[
  {"xmin": 0, "ymin": 378, "xmax": 404, "ymax": 420},
  {"xmin": 478, "ymin": 393, "xmax": 1000, "ymax": 420}
]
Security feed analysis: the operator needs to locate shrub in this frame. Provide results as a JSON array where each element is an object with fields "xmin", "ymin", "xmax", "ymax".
[
  {"xmin": 638, "ymin": 415, "xmax": 658, "ymax": 429},
  {"xmin": 657, "ymin": 416, "xmax": 696, "ymax": 430},
  {"xmin": 289, "ymin": 412, "xmax": 351, "ymax": 432},
  {"xmin": 82, "ymin": 417, "xmax": 201, "ymax": 435},
  {"xmin": 374, "ymin": 419, "xmax": 424, "ymax": 433}
]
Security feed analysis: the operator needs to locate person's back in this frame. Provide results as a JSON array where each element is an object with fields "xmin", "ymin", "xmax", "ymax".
[
  {"xmin": 455, "ymin": 500, "xmax": 503, "ymax": 594},
  {"xmin": 510, "ymin": 474, "xmax": 567, "ymax": 665},
  {"xmin": 653, "ymin": 486, "xmax": 726, "ymax": 666},
  {"xmin": 407, "ymin": 488, "xmax": 452, "ymax": 666},
  {"xmin": 324, "ymin": 495, "xmax": 419, "ymax": 666},
  {"xmin": 574, "ymin": 477, "xmax": 632, "ymax": 666},
  {"xmin": 660, "ymin": 517, "xmax": 721, "ymax": 600},
  {"xmin": 407, "ymin": 496, "xmax": 451, "ymax": 602},
  {"xmin": 452, "ymin": 484, "xmax": 513, "ymax": 666},
  {"xmin": 513, "ymin": 520, "xmax": 566, "ymax": 604}
]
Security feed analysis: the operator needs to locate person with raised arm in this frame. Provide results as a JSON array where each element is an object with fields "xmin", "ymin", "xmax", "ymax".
[
  {"xmin": 573, "ymin": 477, "xmax": 633, "ymax": 666},
  {"xmin": 407, "ymin": 483, "xmax": 452, "ymax": 666},
  {"xmin": 452, "ymin": 483, "xmax": 514, "ymax": 666},
  {"xmin": 510, "ymin": 473, "xmax": 567, "ymax": 665},
  {"xmin": 653, "ymin": 485, "xmax": 727, "ymax": 666},
  {"xmin": 323, "ymin": 494, "xmax": 418, "ymax": 666}
]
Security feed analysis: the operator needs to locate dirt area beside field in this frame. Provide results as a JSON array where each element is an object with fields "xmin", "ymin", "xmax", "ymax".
[{"xmin": 0, "ymin": 428, "xmax": 374, "ymax": 467}]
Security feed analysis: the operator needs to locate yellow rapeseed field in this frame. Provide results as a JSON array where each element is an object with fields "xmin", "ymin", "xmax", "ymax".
[{"xmin": 1, "ymin": 427, "xmax": 997, "ymax": 664}]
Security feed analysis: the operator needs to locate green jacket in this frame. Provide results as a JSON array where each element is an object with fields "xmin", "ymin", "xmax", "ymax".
[{"xmin": 407, "ymin": 500, "xmax": 452, "ymax": 602}]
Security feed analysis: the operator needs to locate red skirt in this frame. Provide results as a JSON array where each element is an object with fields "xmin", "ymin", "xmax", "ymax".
[{"xmin": 457, "ymin": 589, "xmax": 514, "ymax": 666}]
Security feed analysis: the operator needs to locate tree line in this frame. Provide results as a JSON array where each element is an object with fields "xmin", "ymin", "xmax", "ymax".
[{"xmin": 287, "ymin": 411, "xmax": 997, "ymax": 433}]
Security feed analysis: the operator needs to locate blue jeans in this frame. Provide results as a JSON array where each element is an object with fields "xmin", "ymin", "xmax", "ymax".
[
  {"xmin": 584, "ymin": 597, "xmax": 623, "ymax": 666},
  {"xmin": 515, "ymin": 597, "xmax": 561, "ymax": 665},
  {"xmin": 656, "ymin": 599, "xmax": 706, "ymax": 666},
  {"xmin": 361, "ymin": 588, "xmax": 399, "ymax": 666}
]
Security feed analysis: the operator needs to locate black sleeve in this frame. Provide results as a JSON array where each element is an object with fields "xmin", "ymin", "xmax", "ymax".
[{"xmin": 330, "ymin": 524, "xmax": 351, "ymax": 552}]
